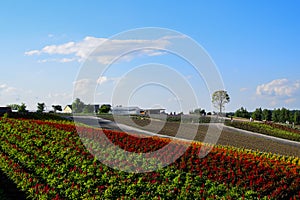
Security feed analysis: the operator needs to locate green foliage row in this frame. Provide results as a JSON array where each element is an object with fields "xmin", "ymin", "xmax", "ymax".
[
  {"xmin": 72, "ymin": 98, "xmax": 111, "ymax": 114},
  {"xmin": 225, "ymin": 120, "xmax": 300, "ymax": 142},
  {"xmin": 234, "ymin": 107, "xmax": 300, "ymax": 124},
  {"xmin": 167, "ymin": 115, "xmax": 213, "ymax": 123},
  {"xmin": 6, "ymin": 112, "xmax": 70, "ymax": 122}
]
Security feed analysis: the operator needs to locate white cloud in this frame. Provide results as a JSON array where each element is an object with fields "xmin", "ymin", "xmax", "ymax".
[
  {"xmin": 0, "ymin": 84, "xmax": 17, "ymax": 94},
  {"xmin": 25, "ymin": 50, "xmax": 41, "ymax": 56},
  {"xmin": 255, "ymin": 79, "xmax": 300, "ymax": 107},
  {"xmin": 256, "ymin": 79, "xmax": 300, "ymax": 97},
  {"xmin": 38, "ymin": 58, "xmax": 76, "ymax": 63},
  {"xmin": 240, "ymin": 87, "xmax": 248, "ymax": 92},
  {"xmin": 45, "ymin": 92, "xmax": 72, "ymax": 107},
  {"xmin": 96, "ymin": 76, "xmax": 108, "ymax": 84},
  {"xmin": 285, "ymin": 98, "xmax": 296, "ymax": 104},
  {"xmin": 96, "ymin": 76, "xmax": 120, "ymax": 85},
  {"xmin": 73, "ymin": 78, "xmax": 94, "ymax": 91},
  {"xmin": 25, "ymin": 36, "xmax": 174, "ymax": 64}
]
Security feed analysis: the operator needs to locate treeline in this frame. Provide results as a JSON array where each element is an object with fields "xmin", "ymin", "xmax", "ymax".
[
  {"xmin": 72, "ymin": 98, "xmax": 111, "ymax": 114},
  {"xmin": 234, "ymin": 107, "xmax": 300, "ymax": 124}
]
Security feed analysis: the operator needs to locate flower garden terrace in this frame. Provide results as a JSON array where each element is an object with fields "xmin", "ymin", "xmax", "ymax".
[{"xmin": 0, "ymin": 117, "xmax": 300, "ymax": 199}]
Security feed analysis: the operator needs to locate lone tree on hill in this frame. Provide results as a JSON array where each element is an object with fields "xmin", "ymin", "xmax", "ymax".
[{"xmin": 212, "ymin": 90, "xmax": 230, "ymax": 116}]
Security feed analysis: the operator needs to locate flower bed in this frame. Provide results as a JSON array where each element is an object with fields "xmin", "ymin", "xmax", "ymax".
[
  {"xmin": 225, "ymin": 120, "xmax": 300, "ymax": 142},
  {"xmin": 0, "ymin": 118, "xmax": 300, "ymax": 199}
]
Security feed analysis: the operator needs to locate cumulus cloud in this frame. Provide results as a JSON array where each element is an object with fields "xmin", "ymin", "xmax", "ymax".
[
  {"xmin": 256, "ymin": 79, "xmax": 300, "ymax": 97},
  {"xmin": 96, "ymin": 76, "xmax": 108, "ymax": 84},
  {"xmin": 73, "ymin": 79, "xmax": 94, "ymax": 93},
  {"xmin": 25, "ymin": 36, "xmax": 174, "ymax": 64},
  {"xmin": 24, "ymin": 50, "xmax": 40, "ymax": 56},
  {"xmin": 255, "ymin": 79, "xmax": 300, "ymax": 106}
]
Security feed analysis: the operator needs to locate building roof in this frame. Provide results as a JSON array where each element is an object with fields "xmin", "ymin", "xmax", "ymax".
[
  {"xmin": 112, "ymin": 106, "xmax": 141, "ymax": 111},
  {"xmin": 143, "ymin": 108, "xmax": 166, "ymax": 111},
  {"xmin": 65, "ymin": 105, "xmax": 72, "ymax": 109}
]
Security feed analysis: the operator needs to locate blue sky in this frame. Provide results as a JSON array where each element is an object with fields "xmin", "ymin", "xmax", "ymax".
[{"xmin": 0, "ymin": 1, "xmax": 299, "ymax": 113}]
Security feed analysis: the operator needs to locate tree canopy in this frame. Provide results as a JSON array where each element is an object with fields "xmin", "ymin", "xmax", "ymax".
[
  {"xmin": 18, "ymin": 103, "xmax": 27, "ymax": 113},
  {"xmin": 212, "ymin": 90, "xmax": 230, "ymax": 115},
  {"xmin": 189, "ymin": 108, "xmax": 206, "ymax": 115},
  {"xmin": 52, "ymin": 105, "xmax": 62, "ymax": 113},
  {"xmin": 234, "ymin": 107, "xmax": 250, "ymax": 118},
  {"xmin": 37, "ymin": 103, "xmax": 45, "ymax": 113},
  {"xmin": 99, "ymin": 104, "xmax": 111, "ymax": 114},
  {"xmin": 72, "ymin": 98, "xmax": 85, "ymax": 113}
]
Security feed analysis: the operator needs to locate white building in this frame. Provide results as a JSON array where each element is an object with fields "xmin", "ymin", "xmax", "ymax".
[{"xmin": 111, "ymin": 106, "xmax": 141, "ymax": 115}]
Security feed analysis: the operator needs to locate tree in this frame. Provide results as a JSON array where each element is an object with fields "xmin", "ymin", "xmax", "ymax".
[
  {"xmin": 99, "ymin": 104, "xmax": 111, "ymax": 114},
  {"xmin": 294, "ymin": 111, "xmax": 300, "ymax": 125},
  {"xmin": 252, "ymin": 108, "xmax": 263, "ymax": 121},
  {"xmin": 190, "ymin": 108, "xmax": 206, "ymax": 115},
  {"xmin": 52, "ymin": 105, "xmax": 62, "ymax": 113},
  {"xmin": 7, "ymin": 104, "xmax": 19, "ymax": 110},
  {"xmin": 72, "ymin": 98, "xmax": 85, "ymax": 113},
  {"xmin": 235, "ymin": 107, "xmax": 250, "ymax": 119},
  {"xmin": 83, "ymin": 104, "xmax": 95, "ymax": 113},
  {"xmin": 272, "ymin": 108, "xmax": 280, "ymax": 122},
  {"xmin": 212, "ymin": 90, "xmax": 230, "ymax": 115},
  {"xmin": 18, "ymin": 103, "xmax": 27, "ymax": 113},
  {"xmin": 280, "ymin": 107, "xmax": 290, "ymax": 123},
  {"xmin": 37, "ymin": 103, "xmax": 45, "ymax": 113},
  {"xmin": 262, "ymin": 109, "xmax": 272, "ymax": 121}
]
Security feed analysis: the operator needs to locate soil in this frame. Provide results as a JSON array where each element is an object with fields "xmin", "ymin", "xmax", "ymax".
[{"xmin": 110, "ymin": 117, "xmax": 300, "ymax": 157}]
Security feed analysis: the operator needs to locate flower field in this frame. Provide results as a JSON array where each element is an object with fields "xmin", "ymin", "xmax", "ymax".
[
  {"xmin": 0, "ymin": 117, "xmax": 300, "ymax": 199},
  {"xmin": 225, "ymin": 120, "xmax": 300, "ymax": 142}
]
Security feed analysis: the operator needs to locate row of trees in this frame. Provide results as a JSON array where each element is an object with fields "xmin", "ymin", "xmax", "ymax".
[
  {"xmin": 235, "ymin": 107, "xmax": 300, "ymax": 125},
  {"xmin": 7, "ymin": 103, "xmax": 27, "ymax": 112},
  {"xmin": 189, "ymin": 108, "xmax": 206, "ymax": 115},
  {"xmin": 7, "ymin": 99, "xmax": 111, "ymax": 114},
  {"xmin": 72, "ymin": 98, "xmax": 111, "ymax": 114},
  {"xmin": 7, "ymin": 103, "xmax": 62, "ymax": 113}
]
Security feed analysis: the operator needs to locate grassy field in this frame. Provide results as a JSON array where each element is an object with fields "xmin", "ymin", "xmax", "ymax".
[{"xmin": 97, "ymin": 114, "xmax": 300, "ymax": 157}]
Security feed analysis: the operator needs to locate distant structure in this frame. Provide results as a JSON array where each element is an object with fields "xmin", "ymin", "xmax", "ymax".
[
  {"xmin": 111, "ymin": 106, "xmax": 141, "ymax": 115},
  {"xmin": 0, "ymin": 107, "xmax": 12, "ymax": 116},
  {"xmin": 63, "ymin": 105, "xmax": 72, "ymax": 113},
  {"xmin": 143, "ymin": 108, "xmax": 166, "ymax": 115},
  {"xmin": 111, "ymin": 106, "xmax": 165, "ymax": 116},
  {"xmin": 63, "ymin": 104, "xmax": 100, "ymax": 113}
]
